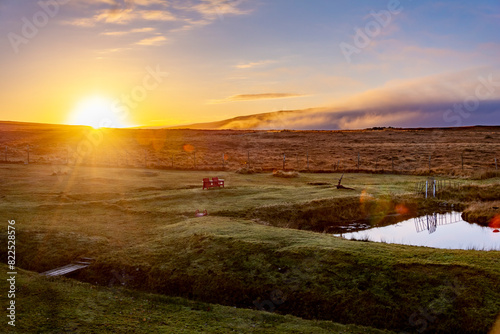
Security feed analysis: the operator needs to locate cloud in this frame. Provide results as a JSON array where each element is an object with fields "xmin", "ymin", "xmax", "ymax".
[
  {"xmin": 133, "ymin": 0, "xmax": 168, "ymax": 5},
  {"xmin": 192, "ymin": 67, "xmax": 500, "ymax": 130},
  {"xmin": 139, "ymin": 10, "xmax": 178, "ymax": 21},
  {"xmin": 209, "ymin": 93, "xmax": 307, "ymax": 104},
  {"xmin": 60, "ymin": 17, "xmax": 97, "ymax": 27},
  {"xmin": 234, "ymin": 60, "xmax": 276, "ymax": 69},
  {"xmin": 186, "ymin": 0, "xmax": 251, "ymax": 19},
  {"xmin": 95, "ymin": 47, "xmax": 132, "ymax": 54},
  {"xmin": 62, "ymin": 0, "xmax": 251, "ymax": 32},
  {"xmin": 101, "ymin": 27, "xmax": 155, "ymax": 36},
  {"xmin": 208, "ymin": 99, "xmax": 500, "ymax": 130},
  {"xmin": 136, "ymin": 35, "xmax": 167, "ymax": 45},
  {"xmin": 93, "ymin": 8, "xmax": 136, "ymax": 24}
]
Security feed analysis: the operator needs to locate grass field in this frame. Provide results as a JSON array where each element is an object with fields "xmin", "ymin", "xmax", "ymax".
[
  {"xmin": 1, "ymin": 163, "xmax": 499, "ymax": 333},
  {"xmin": 1, "ymin": 122, "xmax": 499, "ymax": 175}
]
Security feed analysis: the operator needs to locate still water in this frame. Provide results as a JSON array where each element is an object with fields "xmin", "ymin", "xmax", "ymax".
[{"xmin": 334, "ymin": 212, "xmax": 500, "ymax": 250}]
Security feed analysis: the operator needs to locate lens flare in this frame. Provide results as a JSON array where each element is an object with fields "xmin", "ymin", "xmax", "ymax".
[
  {"xmin": 489, "ymin": 215, "xmax": 500, "ymax": 228},
  {"xmin": 183, "ymin": 144, "xmax": 195, "ymax": 152},
  {"xmin": 395, "ymin": 204, "xmax": 409, "ymax": 215}
]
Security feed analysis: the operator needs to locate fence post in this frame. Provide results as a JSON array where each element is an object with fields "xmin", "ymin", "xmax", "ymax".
[
  {"xmin": 425, "ymin": 180, "xmax": 428, "ymax": 199},
  {"xmin": 433, "ymin": 179, "xmax": 436, "ymax": 198},
  {"xmin": 283, "ymin": 153, "xmax": 286, "ymax": 170}
]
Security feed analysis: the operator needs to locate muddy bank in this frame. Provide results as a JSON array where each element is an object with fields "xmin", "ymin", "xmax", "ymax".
[
  {"xmin": 249, "ymin": 195, "xmax": 455, "ymax": 233},
  {"xmin": 462, "ymin": 201, "xmax": 500, "ymax": 226}
]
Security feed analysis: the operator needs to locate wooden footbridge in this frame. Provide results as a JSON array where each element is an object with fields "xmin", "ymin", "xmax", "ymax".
[{"xmin": 40, "ymin": 257, "xmax": 95, "ymax": 277}]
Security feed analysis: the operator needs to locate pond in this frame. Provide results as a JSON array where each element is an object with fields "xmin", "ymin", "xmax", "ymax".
[{"xmin": 334, "ymin": 212, "xmax": 500, "ymax": 251}]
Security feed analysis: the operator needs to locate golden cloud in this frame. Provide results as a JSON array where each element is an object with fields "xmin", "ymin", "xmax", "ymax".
[
  {"xmin": 136, "ymin": 35, "xmax": 167, "ymax": 46},
  {"xmin": 210, "ymin": 93, "xmax": 307, "ymax": 104}
]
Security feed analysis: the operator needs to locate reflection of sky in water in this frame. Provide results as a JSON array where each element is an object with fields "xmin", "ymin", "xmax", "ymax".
[{"xmin": 334, "ymin": 212, "xmax": 500, "ymax": 250}]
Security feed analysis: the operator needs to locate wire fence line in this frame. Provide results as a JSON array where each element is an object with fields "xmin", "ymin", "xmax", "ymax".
[
  {"xmin": 414, "ymin": 178, "xmax": 465, "ymax": 198},
  {"xmin": 1, "ymin": 143, "xmax": 498, "ymax": 175}
]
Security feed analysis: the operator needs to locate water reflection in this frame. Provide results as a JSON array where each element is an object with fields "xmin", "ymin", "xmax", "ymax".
[
  {"xmin": 335, "ymin": 212, "xmax": 500, "ymax": 250},
  {"xmin": 414, "ymin": 212, "xmax": 462, "ymax": 234}
]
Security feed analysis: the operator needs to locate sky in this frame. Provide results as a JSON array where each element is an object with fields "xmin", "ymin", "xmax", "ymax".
[{"xmin": 0, "ymin": 0, "xmax": 499, "ymax": 129}]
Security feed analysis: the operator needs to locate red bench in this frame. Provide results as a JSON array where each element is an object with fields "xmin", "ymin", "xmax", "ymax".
[
  {"xmin": 202, "ymin": 177, "xmax": 224, "ymax": 189},
  {"xmin": 203, "ymin": 178, "xmax": 214, "ymax": 189},
  {"xmin": 212, "ymin": 177, "xmax": 224, "ymax": 187}
]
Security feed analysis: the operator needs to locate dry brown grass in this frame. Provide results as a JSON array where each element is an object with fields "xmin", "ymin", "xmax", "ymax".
[
  {"xmin": 462, "ymin": 201, "xmax": 500, "ymax": 226},
  {"xmin": 1, "ymin": 122, "xmax": 499, "ymax": 176}
]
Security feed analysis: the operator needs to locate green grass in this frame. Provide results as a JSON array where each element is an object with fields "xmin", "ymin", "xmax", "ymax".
[
  {"xmin": 1, "ymin": 164, "xmax": 499, "ymax": 333},
  {"xmin": 1, "ymin": 264, "xmax": 394, "ymax": 334}
]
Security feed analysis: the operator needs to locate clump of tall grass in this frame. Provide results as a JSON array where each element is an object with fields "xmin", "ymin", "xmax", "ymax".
[
  {"xmin": 272, "ymin": 170, "xmax": 299, "ymax": 178},
  {"xmin": 470, "ymin": 170, "xmax": 500, "ymax": 180},
  {"xmin": 235, "ymin": 167, "xmax": 256, "ymax": 174}
]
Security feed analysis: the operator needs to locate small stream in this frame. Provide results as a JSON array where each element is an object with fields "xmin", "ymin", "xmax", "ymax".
[{"xmin": 334, "ymin": 212, "xmax": 500, "ymax": 250}]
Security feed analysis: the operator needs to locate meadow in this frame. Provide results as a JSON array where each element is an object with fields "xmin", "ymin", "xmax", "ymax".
[
  {"xmin": 1, "ymin": 122, "xmax": 499, "ymax": 175},
  {"xmin": 0, "ymin": 162, "xmax": 499, "ymax": 333}
]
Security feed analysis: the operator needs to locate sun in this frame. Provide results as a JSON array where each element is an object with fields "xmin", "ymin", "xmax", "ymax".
[{"xmin": 67, "ymin": 96, "xmax": 129, "ymax": 129}]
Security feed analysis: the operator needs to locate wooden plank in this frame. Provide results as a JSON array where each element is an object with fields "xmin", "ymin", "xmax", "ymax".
[{"xmin": 41, "ymin": 263, "xmax": 89, "ymax": 277}]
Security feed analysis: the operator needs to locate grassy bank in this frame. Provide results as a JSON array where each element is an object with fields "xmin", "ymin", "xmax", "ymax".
[
  {"xmin": 462, "ymin": 201, "xmax": 500, "ymax": 226},
  {"xmin": 0, "ymin": 264, "xmax": 394, "ymax": 334},
  {"xmin": 1, "ymin": 164, "xmax": 499, "ymax": 333}
]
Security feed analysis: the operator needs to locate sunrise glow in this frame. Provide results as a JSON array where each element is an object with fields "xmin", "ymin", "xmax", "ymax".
[
  {"xmin": 1, "ymin": 1, "xmax": 499, "ymax": 128},
  {"xmin": 67, "ymin": 96, "xmax": 128, "ymax": 129}
]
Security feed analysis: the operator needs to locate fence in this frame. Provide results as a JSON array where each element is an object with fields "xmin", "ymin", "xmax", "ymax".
[
  {"xmin": 414, "ymin": 178, "xmax": 465, "ymax": 198},
  {"xmin": 1, "ymin": 144, "xmax": 499, "ymax": 175}
]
